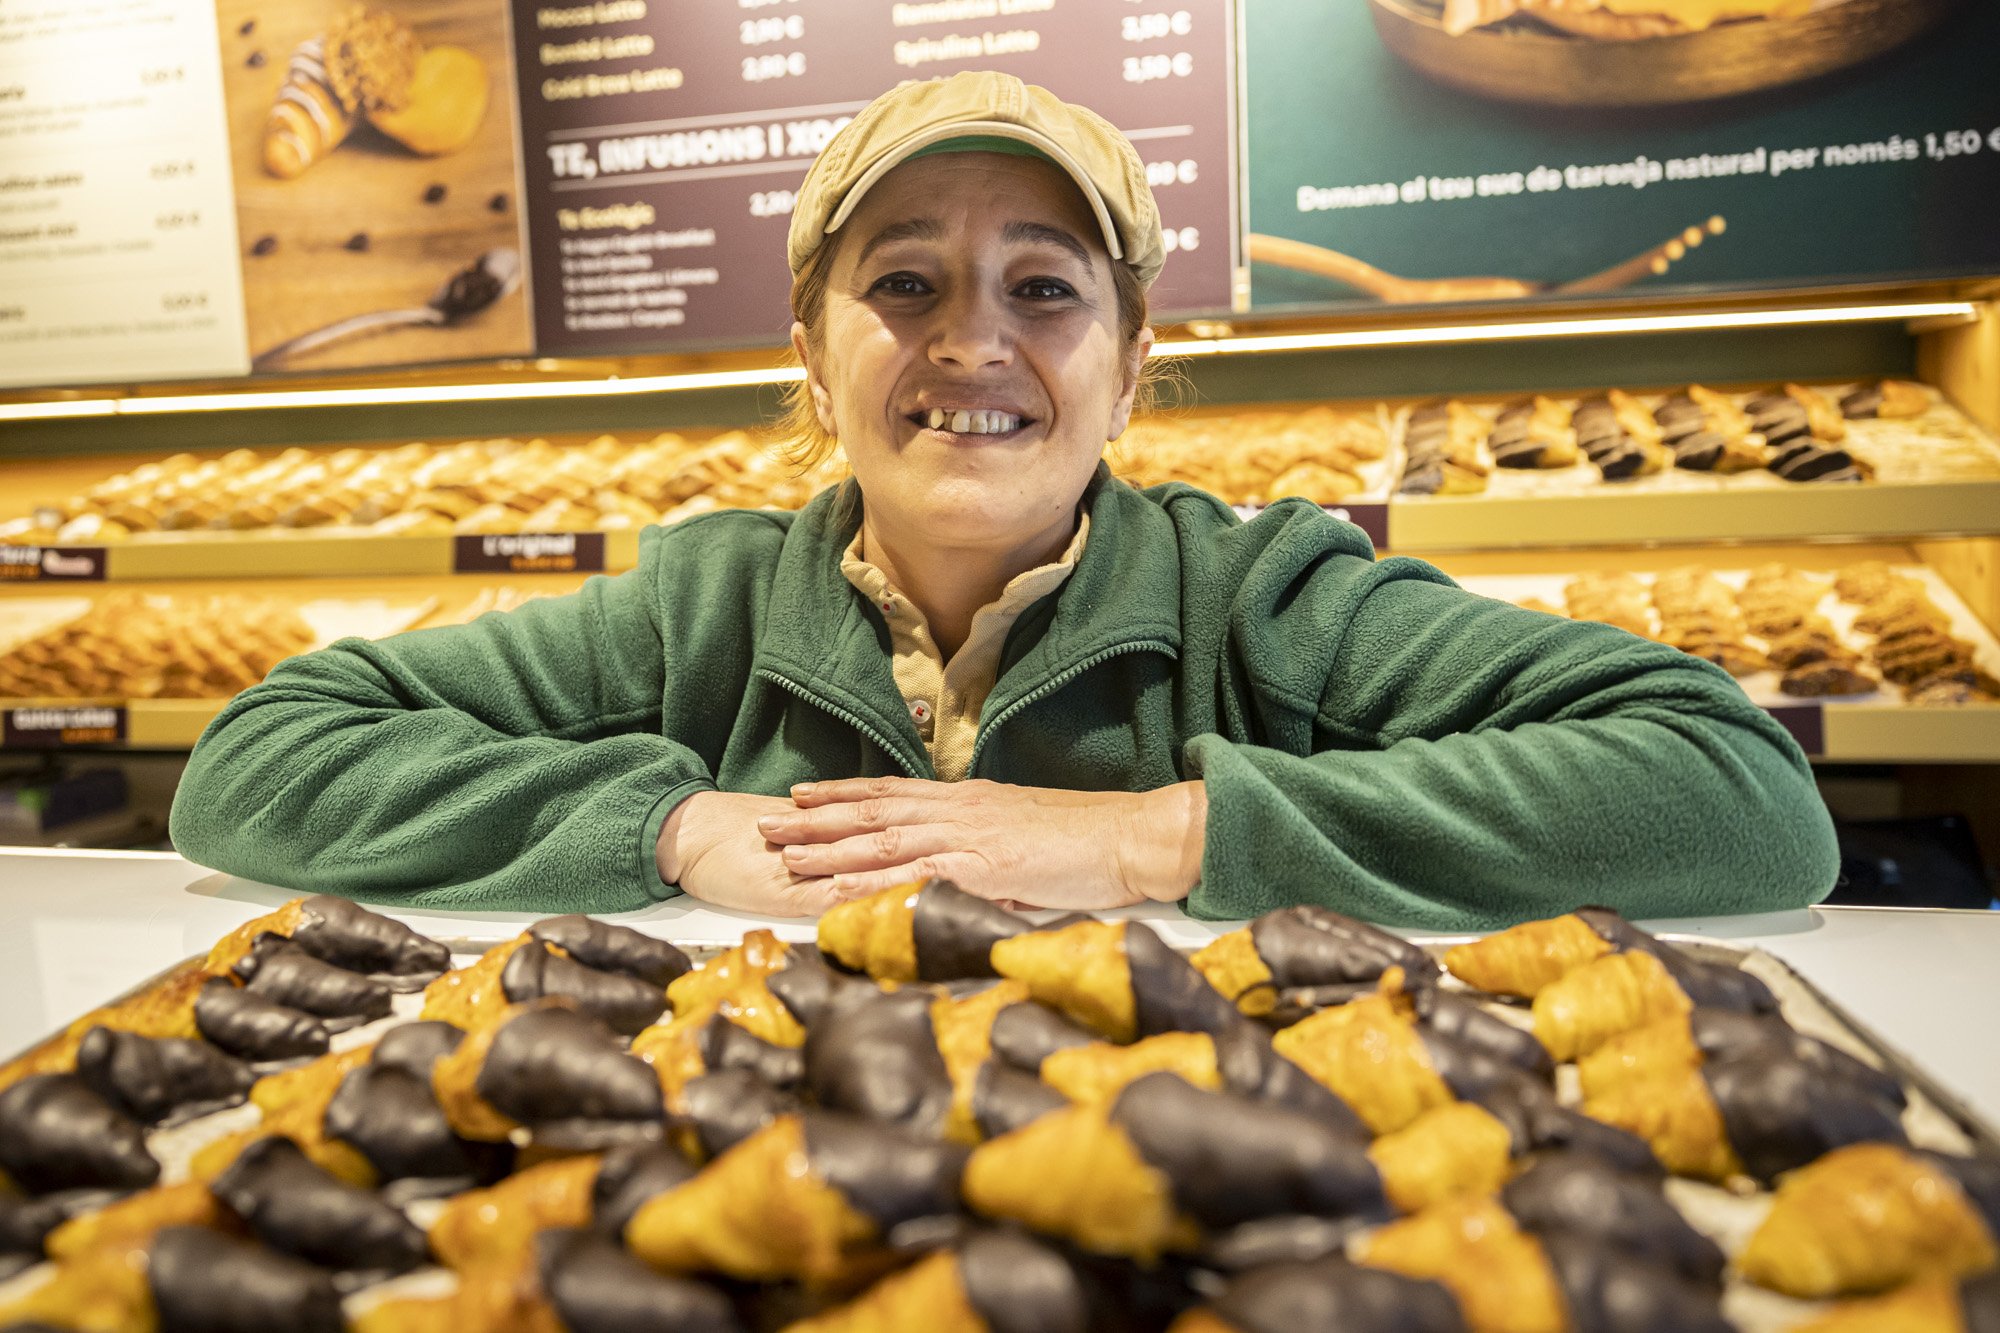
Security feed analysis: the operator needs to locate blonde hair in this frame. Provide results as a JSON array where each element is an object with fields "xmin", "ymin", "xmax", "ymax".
[{"xmin": 775, "ymin": 239, "xmax": 1165, "ymax": 470}]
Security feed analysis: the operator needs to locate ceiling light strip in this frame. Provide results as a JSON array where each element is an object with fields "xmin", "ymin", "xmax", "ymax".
[{"xmin": 0, "ymin": 302, "xmax": 1975, "ymax": 423}]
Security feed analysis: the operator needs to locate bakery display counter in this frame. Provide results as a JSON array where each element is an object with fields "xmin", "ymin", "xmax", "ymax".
[
  {"xmin": 0, "ymin": 576, "xmax": 580, "ymax": 748},
  {"xmin": 0, "ymin": 848, "xmax": 1994, "ymax": 1333}
]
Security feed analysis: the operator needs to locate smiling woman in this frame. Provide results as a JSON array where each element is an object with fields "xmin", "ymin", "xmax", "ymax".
[{"xmin": 169, "ymin": 72, "xmax": 1839, "ymax": 929}]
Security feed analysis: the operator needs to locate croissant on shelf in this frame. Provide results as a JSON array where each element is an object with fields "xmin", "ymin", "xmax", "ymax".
[
  {"xmin": 1737, "ymin": 1143, "xmax": 2000, "ymax": 1298},
  {"xmin": 1794, "ymin": 1270, "xmax": 2000, "ymax": 1332},
  {"xmin": 0, "ymin": 594, "xmax": 317, "ymax": 701},
  {"xmin": 1114, "ymin": 405, "xmax": 1387, "ymax": 508},
  {"xmin": 1485, "ymin": 396, "xmax": 1580, "ymax": 470},
  {"xmin": 1398, "ymin": 400, "xmax": 1492, "ymax": 495},
  {"xmin": 1652, "ymin": 385, "xmax": 1771, "ymax": 474},
  {"xmin": 1570, "ymin": 391, "xmax": 1669, "ymax": 481}
]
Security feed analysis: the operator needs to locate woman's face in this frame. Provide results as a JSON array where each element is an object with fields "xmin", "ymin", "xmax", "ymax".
[{"xmin": 795, "ymin": 151, "xmax": 1149, "ymax": 557}]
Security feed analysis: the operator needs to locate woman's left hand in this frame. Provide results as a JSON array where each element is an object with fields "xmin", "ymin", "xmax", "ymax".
[{"xmin": 755, "ymin": 778, "xmax": 1207, "ymax": 912}]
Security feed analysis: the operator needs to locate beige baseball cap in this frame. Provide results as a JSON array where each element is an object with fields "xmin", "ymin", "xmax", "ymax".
[{"xmin": 787, "ymin": 70, "xmax": 1165, "ymax": 289}]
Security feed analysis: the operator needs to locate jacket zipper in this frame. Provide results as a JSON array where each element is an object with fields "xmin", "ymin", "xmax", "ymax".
[
  {"xmin": 758, "ymin": 669, "xmax": 924, "ymax": 778},
  {"xmin": 967, "ymin": 639, "xmax": 1176, "ymax": 774}
]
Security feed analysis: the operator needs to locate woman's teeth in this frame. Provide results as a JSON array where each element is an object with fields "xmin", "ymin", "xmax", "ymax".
[{"xmin": 923, "ymin": 409, "xmax": 1022, "ymax": 434}]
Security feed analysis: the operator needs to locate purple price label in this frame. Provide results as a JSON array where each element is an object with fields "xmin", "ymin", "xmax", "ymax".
[
  {"xmin": 1763, "ymin": 703, "xmax": 1825, "ymax": 758},
  {"xmin": 1326, "ymin": 502, "xmax": 1388, "ymax": 549},
  {"xmin": 452, "ymin": 532, "xmax": 607, "ymax": 575},
  {"xmin": 4, "ymin": 705, "xmax": 127, "ymax": 748},
  {"xmin": 0, "ymin": 545, "xmax": 108, "ymax": 582}
]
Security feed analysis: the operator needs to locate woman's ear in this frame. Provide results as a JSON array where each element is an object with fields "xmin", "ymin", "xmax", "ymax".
[
  {"xmin": 1106, "ymin": 325, "xmax": 1155, "ymax": 442},
  {"xmin": 791, "ymin": 321, "xmax": 837, "ymax": 436}
]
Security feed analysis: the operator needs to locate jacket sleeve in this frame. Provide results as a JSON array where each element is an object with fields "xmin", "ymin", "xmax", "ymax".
[
  {"xmin": 1182, "ymin": 559, "xmax": 1839, "ymax": 930},
  {"xmin": 169, "ymin": 529, "xmax": 715, "ymax": 914}
]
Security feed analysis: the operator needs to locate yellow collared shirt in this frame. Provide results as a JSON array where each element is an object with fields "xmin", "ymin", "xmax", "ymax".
[{"xmin": 839, "ymin": 516, "xmax": 1089, "ymax": 781}]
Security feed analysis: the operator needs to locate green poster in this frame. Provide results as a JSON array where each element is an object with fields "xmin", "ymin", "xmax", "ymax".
[{"xmin": 1244, "ymin": 0, "xmax": 2000, "ymax": 311}]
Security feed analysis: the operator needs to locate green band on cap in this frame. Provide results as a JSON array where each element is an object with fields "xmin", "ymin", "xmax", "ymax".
[{"xmin": 905, "ymin": 135, "xmax": 1054, "ymax": 164}]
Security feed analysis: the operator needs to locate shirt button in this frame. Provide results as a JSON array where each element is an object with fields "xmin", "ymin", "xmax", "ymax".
[{"xmin": 909, "ymin": 700, "xmax": 931, "ymax": 723}]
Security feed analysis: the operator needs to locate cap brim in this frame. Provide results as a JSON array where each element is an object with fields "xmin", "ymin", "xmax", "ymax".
[{"xmin": 823, "ymin": 120, "xmax": 1125, "ymax": 262}]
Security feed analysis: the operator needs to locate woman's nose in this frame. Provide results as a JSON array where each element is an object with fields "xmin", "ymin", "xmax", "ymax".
[{"xmin": 927, "ymin": 286, "xmax": 1014, "ymax": 371}]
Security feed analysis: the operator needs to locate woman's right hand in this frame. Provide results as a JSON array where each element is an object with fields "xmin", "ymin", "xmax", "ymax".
[{"xmin": 657, "ymin": 790, "xmax": 842, "ymax": 916}]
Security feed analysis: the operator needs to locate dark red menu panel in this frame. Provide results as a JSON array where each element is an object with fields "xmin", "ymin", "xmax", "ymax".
[{"xmin": 509, "ymin": 0, "xmax": 1238, "ymax": 353}]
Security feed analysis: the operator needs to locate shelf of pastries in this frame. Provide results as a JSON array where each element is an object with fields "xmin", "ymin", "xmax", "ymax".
[
  {"xmin": 1432, "ymin": 542, "xmax": 2000, "ymax": 763},
  {"xmin": 0, "ymin": 576, "xmax": 580, "ymax": 747},
  {"xmin": 1388, "ymin": 379, "xmax": 2000, "ymax": 552},
  {"xmin": 0, "ymin": 431, "xmax": 843, "ymax": 583}
]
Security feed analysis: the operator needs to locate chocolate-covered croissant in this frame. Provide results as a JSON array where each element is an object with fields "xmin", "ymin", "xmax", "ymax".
[
  {"xmin": 40, "ymin": 1179, "xmax": 229, "ymax": 1262},
  {"xmin": 206, "ymin": 894, "xmax": 448, "ymax": 991},
  {"xmin": 818, "ymin": 878, "xmax": 1041, "ymax": 982},
  {"xmin": 1582, "ymin": 1042, "xmax": 1905, "ymax": 1183},
  {"xmin": 986, "ymin": 994, "xmax": 1100, "ymax": 1072},
  {"xmin": 1738, "ymin": 1143, "xmax": 1999, "ymax": 1297},
  {"xmin": 194, "ymin": 976, "xmax": 331, "ymax": 1062},
  {"xmin": 0, "ymin": 1186, "xmax": 68, "ymax": 1282},
  {"xmin": 499, "ymin": 940, "xmax": 667, "ymax": 1035},
  {"xmin": 528, "ymin": 914, "xmax": 692, "ymax": 987},
  {"xmin": 626, "ymin": 1110, "xmax": 967, "ymax": 1283},
  {"xmin": 0, "ymin": 1073, "xmax": 157, "ymax": 1195},
  {"xmin": 1192, "ymin": 906, "xmax": 1437, "ymax": 1018},
  {"xmin": 804, "ymin": 985, "xmax": 957, "ymax": 1138},
  {"xmin": 1531, "ymin": 933, "xmax": 1776, "ymax": 1062},
  {"xmin": 0, "ymin": 1225, "xmax": 343, "ymax": 1333},
  {"xmin": 210, "ymin": 1135, "xmax": 428, "ymax": 1284},
  {"xmin": 1578, "ymin": 1007, "xmax": 1904, "ymax": 1109},
  {"xmin": 74, "ymin": 1025, "xmax": 255, "ymax": 1126},
  {"xmin": 676, "ymin": 1065, "xmax": 805, "ymax": 1159},
  {"xmin": 1794, "ymin": 1269, "xmax": 2000, "ymax": 1332},
  {"xmin": 784, "ymin": 1228, "xmax": 1139, "ymax": 1333},
  {"xmin": 1172, "ymin": 1256, "xmax": 1467, "ymax": 1333},
  {"xmin": 432, "ymin": 1003, "xmax": 665, "ymax": 1150},
  {"xmin": 0, "ymin": 962, "xmax": 209, "ymax": 1097},
  {"xmin": 990, "ymin": 919, "xmax": 1240, "ymax": 1043},
  {"xmin": 538, "ymin": 1226, "xmax": 742, "ymax": 1333},
  {"xmin": 1500, "ymin": 1154, "xmax": 1723, "ymax": 1286},
  {"xmin": 1362, "ymin": 1196, "xmax": 1730, "ymax": 1333},
  {"xmin": 632, "ymin": 1001, "xmax": 805, "ymax": 1120},
  {"xmin": 591, "ymin": 1142, "xmax": 699, "ymax": 1241},
  {"xmin": 965, "ymin": 1072, "xmax": 1387, "ymax": 1261}
]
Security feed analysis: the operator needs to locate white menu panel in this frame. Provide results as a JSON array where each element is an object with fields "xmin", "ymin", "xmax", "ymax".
[{"xmin": 0, "ymin": 0, "xmax": 249, "ymax": 388}]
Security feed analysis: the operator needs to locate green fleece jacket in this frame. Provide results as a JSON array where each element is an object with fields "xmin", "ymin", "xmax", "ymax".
[{"xmin": 170, "ymin": 469, "xmax": 1837, "ymax": 928}]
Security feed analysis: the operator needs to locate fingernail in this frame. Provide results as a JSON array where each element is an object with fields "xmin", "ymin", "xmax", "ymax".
[
  {"xmin": 757, "ymin": 815, "xmax": 782, "ymax": 833},
  {"xmin": 791, "ymin": 782, "xmax": 817, "ymax": 798},
  {"xmin": 783, "ymin": 845, "xmax": 807, "ymax": 862}
]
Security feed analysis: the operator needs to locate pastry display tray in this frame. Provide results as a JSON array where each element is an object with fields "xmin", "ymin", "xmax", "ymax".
[{"xmin": 1, "ymin": 925, "xmax": 1992, "ymax": 1332}]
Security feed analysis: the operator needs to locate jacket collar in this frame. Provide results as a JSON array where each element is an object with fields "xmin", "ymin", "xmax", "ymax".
[{"xmin": 756, "ymin": 465, "xmax": 1184, "ymax": 760}]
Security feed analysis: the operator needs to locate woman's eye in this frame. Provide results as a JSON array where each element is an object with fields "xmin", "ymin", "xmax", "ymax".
[
  {"xmin": 1018, "ymin": 277, "xmax": 1077, "ymax": 301},
  {"xmin": 869, "ymin": 272, "xmax": 930, "ymax": 297}
]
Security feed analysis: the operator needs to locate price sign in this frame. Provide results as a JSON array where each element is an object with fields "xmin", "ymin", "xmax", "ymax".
[
  {"xmin": 452, "ymin": 532, "xmax": 608, "ymax": 575},
  {"xmin": 4, "ymin": 706, "xmax": 128, "ymax": 748},
  {"xmin": 0, "ymin": 546, "xmax": 108, "ymax": 582},
  {"xmin": 509, "ymin": 0, "xmax": 1239, "ymax": 353}
]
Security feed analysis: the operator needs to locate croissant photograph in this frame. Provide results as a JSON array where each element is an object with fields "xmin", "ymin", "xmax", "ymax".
[{"xmin": 216, "ymin": 0, "xmax": 532, "ymax": 372}]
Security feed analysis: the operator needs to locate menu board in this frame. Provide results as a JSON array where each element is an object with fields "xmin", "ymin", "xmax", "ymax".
[
  {"xmin": 509, "ymin": 0, "xmax": 1239, "ymax": 354},
  {"xmin": 0, "ymin": 0, "xmax": 250, "ymax": 389},
  {"xmin": 1244, "ymin": 0, "xmax": 2000, "ymax": 313}
]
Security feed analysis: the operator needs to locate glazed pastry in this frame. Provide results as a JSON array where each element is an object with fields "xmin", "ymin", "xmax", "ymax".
[
  {"xmin": 676, "ymin": 1065, "xmax": 808, "ymax": 1159},
  {"xmin": 192, "ymin": 978, "xmax": 331, "ymax": 1062},
  {"xmin": 0, "ymin": 1185, "xmax": 67, "ymax": 1282},
  {"xmin": 431, "ymin": 1003, "xmax": 665, "ymax": 1149},
  {"xmin": 590, "ymin": 1142, "xmax": 699, "ymax": 1241},
  {"xmin": 632, "ymin": 1001, "xmax": 805, "ymax": 1119},
  {"xmin": 205, "ymin": 895, "xmax": 449, "ymax": 991},
  {"xmin": 264, "ymin": 7, "xmax": 418, "ymax": 180},
  {"xmin": 211, "ymin": 1135, "xmax": 429, "ymax": 1284},
  {"xmin": 37, "ymin": 1179, "xmax": 225, "ymax": 1266},
  {"xmin": 1794, "ymin": 1270, "xmax": 2000, "ymax": 1333},
  {"xmin": 73, "ymin": 1025, "xmax": 255, "ymax": 1126},
  {"xmin": 1271, "ymin": 987, "xmax": 1453, "ymax": 1134},
  {"xmin": 0, "ymin": 1225, "xmax": 343, "ymax": 1333},
  {"xmin": 817, "ymin": 877, "xmax": 1039, "ymax": 982},
  {"xmin": 1172, "ymin": 1256, "xmax": 1467, "ymax": 1333},
  {"xmin": 964, "ymin": 1072, "xmax": 1388, "ymax": 1261},
  {"xmin": 1577, "ymin": 1007, "xmax": 1903, "ymax": 1109},
  {"xmin": 1841, "ymin": 379, "xmax": 1930, "ymax": 419},
  {"xmin": 429, "ymin": 1152, "xmax": 602, "ymax": 1270},
  {"xmin": 191, "ymin": 1043, "xmax": 380, "ymax": 1185},
  {"xmin": 0, "ymin": 1073, "xmax": 157, "ymax": 1195},
  {"xmin": 1441, "ymin": 910, "xmax": 1617, "ymax": 997},
  {"xmin": 985, "ymin": 995, "xmax": 1100, "ymax": 1072},
  {"xmin": 1361, "ymin": 1195, "xmax": 1730, "ymax": 1333},
  {"xmin": 625, "ymin": 1111, "xmax": 967, "ymax": 1283},
  {"xmin": 1738, "ymin": 1143, "xmax": 2000, "ymax": 1297},
  {"xmin": 1569, "ymin": 393, "xmax": 1668, "ymax": 482},
  {"xmin": 1581, "ymin": 1042, "xmax": 1905, "ymax": 1182},
  {"xmin": 1484, "ymin": 397, "xmax": 1579, "ymax": 470},
  {"xmin": 1500, "ymin": 1154, "xmax": 1724, "ymax": 1286},
  {"xmin": 538, "ymin": 1227, "xmax": 742, "ymax": 1333},
  {"xmin": 422, "ymin": 929, "xmax": 670, "ymax": 1033},
  {"xmin": 1190, "ymin": 905, "xmax": 1437, "ymax": 1017},
  {"xmin": 802, "ymin": 985, "xmax": 958, "ymax": 1138},
  {"xmin": 526, "ymin": 914, "xmax": 691, "ymax": 987},
  {"xmin": 1366, "ymin": 1101, "xmax": 1517, "ymax": 1213},
  {"xmin": 662, "ymin": 928, "xmax": 811, "ymax": 1046},
  {"xmin": 1782, "ymin": 660, "xmax": 1881, "ymax": 697},
  {"xmin": 989, "ymin": 919, "xmax": 1241, "ymax": 1043},
  {"xmin": 1746, "ymin": 384, "xmax": 1847, "ymax": 448},
  {"xmin": 497, "ymin": 939, "xmax": 668, "ymax": 1035},
  {"xmin": 1530, "ymin": 950, "xmax": 1693, "ymax": 1060}
]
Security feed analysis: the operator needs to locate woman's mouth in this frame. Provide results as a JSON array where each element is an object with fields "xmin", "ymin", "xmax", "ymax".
[{"xmin": 910, "ymin": 408, "xmax": 1029, "ymax": 437}]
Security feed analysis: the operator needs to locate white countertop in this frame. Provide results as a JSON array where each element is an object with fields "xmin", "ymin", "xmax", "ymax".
[{"xmin": 2, "ymin": 847, "xmax": 1994, "ymax": 1126}]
